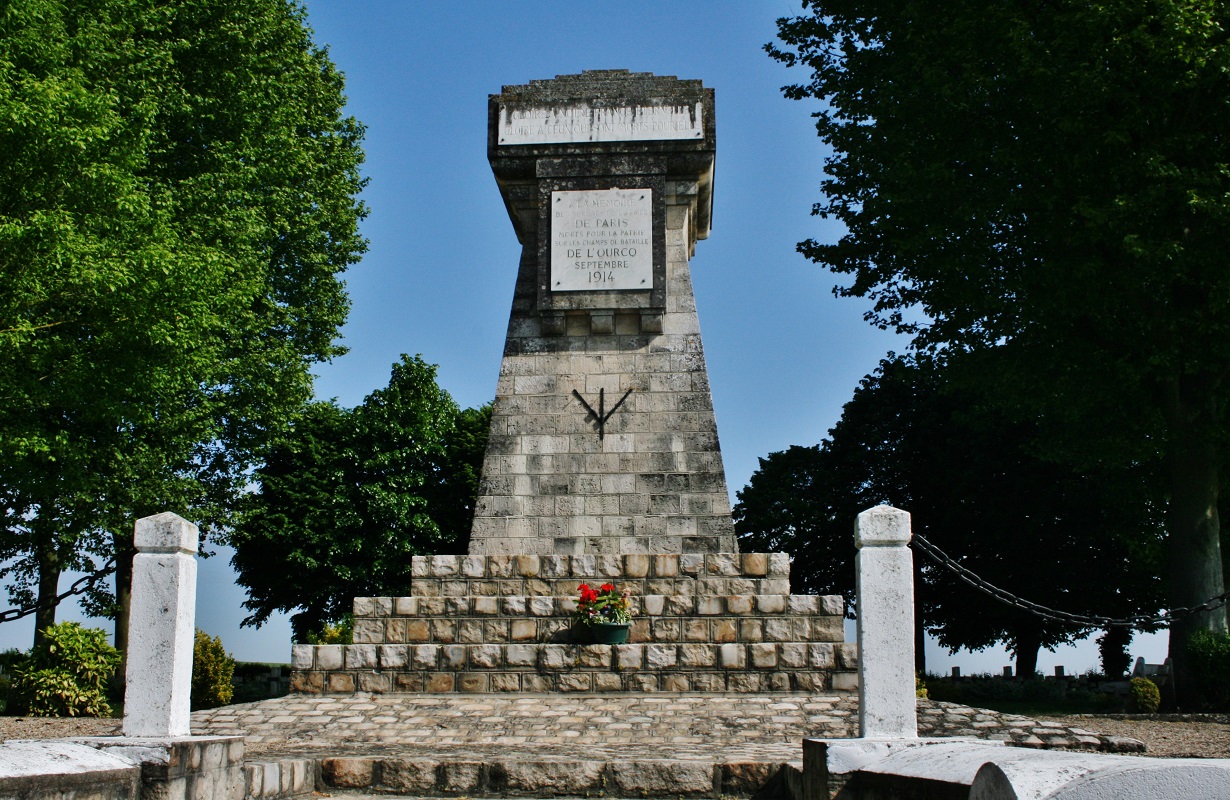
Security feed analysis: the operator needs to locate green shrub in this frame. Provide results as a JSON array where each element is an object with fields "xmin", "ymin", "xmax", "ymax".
[
  {"xmin": 1185, "ymin": 628, "xmax": 1230, "ymax": 711},
  {"xmin": 305, "ymin": 615, "xmax": 352, "ymax": 645},
  {"xmin": 915, "ymin": 673, "xmax": 928, "ymax": 699},
  {"xmin": 191, "ymin": 631, "xmax": 235, "ymax": 710},
  {"xmin": 1129, "ymin": 677, "xmax": 1161, "ymax": 713},
  {"xmin": 11, "ymin": 623, "xmax": 119, "ymax": 717}
]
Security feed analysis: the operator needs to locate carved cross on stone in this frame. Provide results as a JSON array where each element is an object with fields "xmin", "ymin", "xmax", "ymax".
[{"xmin": 572, "ymin": 388, "xmax": 633, "ymax": 440}]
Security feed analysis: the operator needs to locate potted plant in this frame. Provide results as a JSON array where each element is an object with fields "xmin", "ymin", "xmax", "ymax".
[{"xmin": 571, "ymin": 583, "xmax": 632, "ymax": 644}]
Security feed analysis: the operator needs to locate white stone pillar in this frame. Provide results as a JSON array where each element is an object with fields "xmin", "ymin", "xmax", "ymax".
[
  {"xmin": 855, "ymin": 505, "xmax": 917, "ymax": 738},
  {"xmin": 123, "ymin": 512, "xmax": 198, "ymax": 738}
]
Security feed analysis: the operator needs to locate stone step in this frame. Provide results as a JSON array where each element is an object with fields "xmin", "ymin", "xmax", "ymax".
[
  {"xmin": 409, "ymin": 574, "xmax": 794, "ymax": 598},
  {"xmin": 350, "ymin": 611, "xmax": 843, "ymax": 647},
  {"xmin": 410, "ymin": 553, "xmax": 791, "ymax": 584},
  {"xmin": 312, "ymin": 753, "xmax": 798, "ymax": 798},
  {"xmin": 293, "ymin": 665, "xmax": 851, "ymax": 695},
  {"xmin": 244, "ymin": 756, "xmax": 316, "ymax": 799},
  {"xmin": 290, "ymin": 640, "xmax": 859, "ymax": 695},
  {"xmin": 355, "ymin": 593, "xmax": 841, "ymax": 618}
]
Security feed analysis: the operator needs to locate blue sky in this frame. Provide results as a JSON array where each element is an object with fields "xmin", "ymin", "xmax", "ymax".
[{"xmin": 0, "ymin": 1, "xmax": 1167, "ymax": 674}]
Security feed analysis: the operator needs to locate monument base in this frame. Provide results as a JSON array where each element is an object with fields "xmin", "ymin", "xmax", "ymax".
[{"xmin": 290, "ymin": 552, "xmax": 856, "ymax": 694}]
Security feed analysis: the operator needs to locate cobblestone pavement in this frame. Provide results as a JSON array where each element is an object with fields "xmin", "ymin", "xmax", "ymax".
[
  {"xmin": 190, "ymin": 693, "xmax": 1143, "ymax": 758},
  {"xmin": 0, "ymin": 698, "xmax": 1156, "ymax": 799}
]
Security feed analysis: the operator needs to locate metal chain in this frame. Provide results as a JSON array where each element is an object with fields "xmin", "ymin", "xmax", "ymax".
[
  {"xmin": 911, "ymin": 533, "xmax": 1229, "ymax": 629},
  {"xmin": 0, "ymin": 559, "xmax": 118, "ymax": 625}
]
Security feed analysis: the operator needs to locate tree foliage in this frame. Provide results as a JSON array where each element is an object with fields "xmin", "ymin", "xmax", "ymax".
[
  {"xmin": 771, "ymin": 1, "xmax": 1230, "ymax": 696},
  {"xmin": 230, "ymin": 356, "xmax": 490, "ymax": 641},
  {"xmin": 736, "ymin": 358, "xmax": 1166, "ymax": 676},
  {"xmin": 0, "ymin": 0, "xmax": 366, "ymax": 644}
]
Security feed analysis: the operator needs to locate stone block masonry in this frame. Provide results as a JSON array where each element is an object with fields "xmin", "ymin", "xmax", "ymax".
[
  {"xmin": 289, "ymin": 553, "xmax": 857, "ymax": 695},
  {"xmin": 472, "ymin": 70, "xmax": 733, "ymax": 556},
  {"xmin": 282, "ymin": 72, "xmax": 857, "ymax": 699}
]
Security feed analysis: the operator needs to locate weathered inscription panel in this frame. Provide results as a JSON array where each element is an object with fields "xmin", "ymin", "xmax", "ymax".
[
  {"xmin": 550, "ymin": 188, "xmax": 652, "ymax": 292},
  {"xmin": 499, "ymin": 103, "xmax": 703, "ymax": 145}
]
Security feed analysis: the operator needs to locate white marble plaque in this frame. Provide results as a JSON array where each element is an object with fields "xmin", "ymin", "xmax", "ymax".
[
  {"xmin": 499, "ymin": 103, "xmax": 703, "ymax": 145},
  {"xmin": 550, "ymin": 189, "xmax": 652, "ymax": 292}
]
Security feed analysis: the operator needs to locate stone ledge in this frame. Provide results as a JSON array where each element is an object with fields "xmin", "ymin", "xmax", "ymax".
[
  {"xmin": 244, "ymin": 757, "xmax": 316, "ymax": 799},
  {"xmin": 409, "ymin": 552, "xmax": 790, "ymax": 581},
  {"xmin": 354, "ymin": 592, "xmax": 843, "ymax": 617},
  {"xmin": 291, "ymin": 667, "xmax": 854, "ymax": 694},
  {"xmin": 0, "ymin": 741, "xmax": 139, "ymax": 797},
  {"xmin": 399, "ymin": 575, "xmax": 801, "ymax": 599},
  {"xmin": 314, "ymin": 753, "xmax": 792, "ymax": 798},
  {"xmin": 336, "ymin": 616, "xmax": 846, "ymax": 650},
  {"xmin": 808, "ymin": 738, "xmax": 1219, "ymax": 800},
  {"xmin": 293, "ymin": 640, "xmax": 859, "ymax": 674}
]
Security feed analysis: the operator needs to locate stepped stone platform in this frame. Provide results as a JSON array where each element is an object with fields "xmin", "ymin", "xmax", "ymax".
[
  {"xmin": 290, "ymin": 553, "xmax": 856, "ymax": 695},
  {"xmin": 189, "ymin": 694, "xmax": 1147, "ymax": 798}
]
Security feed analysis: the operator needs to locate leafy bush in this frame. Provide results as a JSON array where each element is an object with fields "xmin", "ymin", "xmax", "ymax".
[
  {"xmin": 1129, "ymin": 677, "xmax": 1161, "ymax": 713},
  {"xmin": 11, "ymin": 623, "xmax": 119, "ymax": 717},
  {"xmin": 1185, "ymin": 628, "xmax": 1230, "ymax": 711},
  {"xmin": 916, "ymin": 673, "xmax": 928, "ymax": 699},
  {"xmin": 191, "ymin": 631, "xmax": 235, "ymax": 710},
  {"xmin": 305, "ymin": 615, "xmax": 352, "ymax": 645}
]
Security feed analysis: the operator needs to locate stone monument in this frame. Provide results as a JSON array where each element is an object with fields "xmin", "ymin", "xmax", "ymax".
[
  {"xmin": 471, "ymin": 69, "xmax": 732, "ymax": 556},
  {"xmin": 290, "ymin": 71, "xmax": 856, "ymax": 695}
]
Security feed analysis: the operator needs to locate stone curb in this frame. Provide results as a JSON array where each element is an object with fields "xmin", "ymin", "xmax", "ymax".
[
  {"xmin": 314, "ymin": 754, "xmax": 794, "ymax": 797},
  {"xmin": 244, "ymin": 757, "xmax": 316, "ymax": 799}
]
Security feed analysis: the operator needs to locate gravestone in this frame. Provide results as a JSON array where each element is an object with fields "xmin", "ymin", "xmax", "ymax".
[
  {"xmin": 290, "ymin": 72, "xmax": 855, "ymax": 695},
  {"xmin": 471, "ymin": 70, "xmax": 734, "ymax": 557}
]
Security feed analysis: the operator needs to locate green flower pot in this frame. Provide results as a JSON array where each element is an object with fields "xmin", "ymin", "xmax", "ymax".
[{"xmin": 578, "ymin": 622, "xmax": 630, "ymax": 645}]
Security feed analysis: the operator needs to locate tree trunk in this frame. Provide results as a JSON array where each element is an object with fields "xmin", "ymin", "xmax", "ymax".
[
  {"xmin": 112, "ymin": 532, "xmax": 134, "ymax": 657},
  {"xmin": 1098, "ymin": 627, "xmax": 1133, "ymax": 678},
  {"xmin": 1163, "ymin": 379, "xmax": 1228, "ymax": 709},
  {"xmin": 32, "ymin": 541, "xmax": 61, "ymax": 650},
  {"xmin": 1013, "ymin": 625, "xmax": 1041, "ymax": 679},
  {"xmin": 111, "ymin": 531, "xmax": 135, "ymax": 696}
]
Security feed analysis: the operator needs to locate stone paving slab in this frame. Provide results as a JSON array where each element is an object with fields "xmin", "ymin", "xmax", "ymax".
[
  {"xmin": 193, "ymin": 692, "xmax": 858, "ymax": 753},
  {"xmin": 191, "ymin": 693, "xmax": 1143, "ymax": 756},
  {"xmin": 192, "ymin": 693, "xmax": 1146, "ymax": 798}
]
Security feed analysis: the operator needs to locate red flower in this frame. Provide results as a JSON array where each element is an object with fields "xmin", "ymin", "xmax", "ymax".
[{"xmin": 600, "ymin": 583, "xmax": 615, "ymax": 593}]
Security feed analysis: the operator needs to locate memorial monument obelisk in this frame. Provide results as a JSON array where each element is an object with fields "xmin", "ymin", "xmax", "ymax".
[
  {"xmin": 471, "ymin": 70, "xmax": 734, "ymax": 557},
  {"xmin": 290, "ymin": 71, "xmax": 854, "ymax": 697}
]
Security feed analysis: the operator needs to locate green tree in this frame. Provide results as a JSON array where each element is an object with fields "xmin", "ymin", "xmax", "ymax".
[
  {"xmin": 736, "ymin": 358, "xmax": 1166, "ymax": 677},
  {"xmin": 230, "ymin": 356, "xmax": 489, "ymax": 641},
  {"xmin": 771, "ymin": 1, "xmax": 1230, "ymax": 701},
  {"xmin": 0, "ymin": 0, "xmax": 366, "ymax": 649}
]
